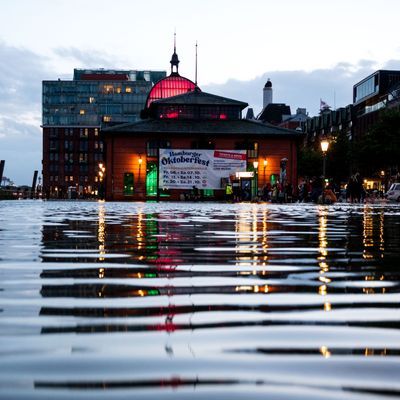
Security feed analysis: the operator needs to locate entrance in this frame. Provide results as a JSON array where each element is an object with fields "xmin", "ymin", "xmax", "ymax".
[{"xmin": 241, "ymin": 178, "xmax": 252, "ymax": 201}]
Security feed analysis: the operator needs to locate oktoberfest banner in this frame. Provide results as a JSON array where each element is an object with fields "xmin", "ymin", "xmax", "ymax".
[{"xmin": 159, "ymin": 149, "xmax": 247, "ymax": 189}]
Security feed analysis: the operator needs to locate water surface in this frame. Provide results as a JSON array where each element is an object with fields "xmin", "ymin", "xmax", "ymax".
[{"xmin": 1, "ymin": 200, "xmax": 400, "ymax": 399}]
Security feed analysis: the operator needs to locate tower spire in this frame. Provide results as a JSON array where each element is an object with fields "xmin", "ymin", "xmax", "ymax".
[{"xmin": 170, "ymin": 31, "xmax": 180, "ymax": 75}]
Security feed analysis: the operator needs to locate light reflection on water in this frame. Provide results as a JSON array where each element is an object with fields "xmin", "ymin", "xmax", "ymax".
[{"xmin": 1, "ymin": 200, "xmax": 400, "ymax": 399}]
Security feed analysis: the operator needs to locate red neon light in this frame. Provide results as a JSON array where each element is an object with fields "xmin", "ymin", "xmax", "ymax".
[
  {"xmin": 166, "ymin": 112, "xmax": 179, "ymax": 119},
  {"xmin": 219, "ymin": 113, "xmax": 227, "ymax": 120}
]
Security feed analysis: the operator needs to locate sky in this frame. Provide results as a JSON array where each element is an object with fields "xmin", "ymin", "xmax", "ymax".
[{"xmin": 1, "ymin": 0, "xmax": 400, "ymax": 185}]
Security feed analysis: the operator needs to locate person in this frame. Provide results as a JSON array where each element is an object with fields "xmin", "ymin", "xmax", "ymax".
[
  {"xmin": 191, "ymin": 186, "xmax": 199, "ymax": 201},
  {"xmin": 324, "ymin": 185, "xmax": 337, "ymax": 204},
  {"xmin": 225, "ymin": 183, "xmax": 233, "ymax": 202}
]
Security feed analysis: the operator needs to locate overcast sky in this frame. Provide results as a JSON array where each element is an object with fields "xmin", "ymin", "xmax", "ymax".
[{"xmin": 1, "ymin": 0, "xmax": 400, "ymax": 185}]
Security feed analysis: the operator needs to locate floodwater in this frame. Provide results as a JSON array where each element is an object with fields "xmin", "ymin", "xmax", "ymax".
[{"xmin": 1, "ymin": 200, "xmax": 400, "ymax": 400}]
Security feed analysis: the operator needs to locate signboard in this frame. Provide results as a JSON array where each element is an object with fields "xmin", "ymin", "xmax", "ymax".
[{"xmin": 159, "ymin": 149, "xmax": 247, "ymax": 189}]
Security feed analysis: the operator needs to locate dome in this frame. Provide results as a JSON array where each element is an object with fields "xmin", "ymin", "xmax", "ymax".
[
  {"xmin": 264, "ymin": 79, "xmax": 272, "ymax": 88},
  {"xmin": 145, "ymin": 75, "xmax": 199, "ymax": 108}
]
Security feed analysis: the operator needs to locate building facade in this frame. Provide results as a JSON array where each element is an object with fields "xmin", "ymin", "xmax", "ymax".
[
  {"xmin": 42, "ymin": 69, "xmax": 166, "ymax": 198},
  {"xmin": 353, "ymin": 70, "xmax": 400, "ymax": 140},
  {"xmin": 102, "ymin": 87, "xmax": 302, "ymax": 201}
]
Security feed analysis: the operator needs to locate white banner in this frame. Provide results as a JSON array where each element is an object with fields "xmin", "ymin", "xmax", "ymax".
[{"xmin": 159, "ymin": 149, "xmax": 247, "ymax": 189}]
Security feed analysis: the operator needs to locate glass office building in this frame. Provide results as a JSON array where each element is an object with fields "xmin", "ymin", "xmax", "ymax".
[{"xmin": 42, "ymin": 69, "xmax": 166, "ymax": 198}]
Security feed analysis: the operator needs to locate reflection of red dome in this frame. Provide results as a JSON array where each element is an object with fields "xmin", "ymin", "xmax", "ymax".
[{"xmin": 146, "ymin": 75, "xmax": 198, "ymax": 108}]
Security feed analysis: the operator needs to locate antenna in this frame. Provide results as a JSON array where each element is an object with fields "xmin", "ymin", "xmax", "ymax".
[
  {"xmin": 174, "ymin": 29, "xmax": 176, "ymax": 53},
  {"xmin": 195, "ymin": 41, "xmax": 198, "ymax": 86},
  {"xmin": 333, "ymin": 89, "xmax": 336, "ymax": 110}
]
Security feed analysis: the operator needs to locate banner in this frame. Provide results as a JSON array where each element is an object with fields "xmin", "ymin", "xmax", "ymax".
[{"xmin": 159, "ymin": 149, "xmax": 247, "ymax": 189}]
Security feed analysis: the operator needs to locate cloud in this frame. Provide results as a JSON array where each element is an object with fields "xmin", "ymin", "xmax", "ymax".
[
  {"xmin": 204, "ymin": 60, "xmax": 382, "ymax": 116},
  {"xmin": 53, "ymin": 47, "xmax": 127, "ymax": 69},
  {"xmin": 0, "ymin": 41, "xmax": 49, "ymax": 113},
  {"xmin": 0, "ymin": 116, "xmax": 42, "ymax": 185}
]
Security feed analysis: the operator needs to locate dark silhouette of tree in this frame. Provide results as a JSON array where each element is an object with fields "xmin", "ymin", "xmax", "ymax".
[
  {"xmin": 326, "ymin": 132, "xmax": 351, "ymax": 184},
  {"xmin": 356, "ymin": 109, "xmax": 400, "ymax": 176},
  {"xmin": 298, "ymin": 147, "xmax": 322, "ymax": 178}
]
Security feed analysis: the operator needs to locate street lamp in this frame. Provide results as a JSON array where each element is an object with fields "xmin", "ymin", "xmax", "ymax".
[
  {"xmin": 320, "ymin": 139, "xmax": 330, "ymax": 204},
  {"xmin": 253, "ymin": 161, "xmax": 259, "ymax": 199},
  {"xmin": 320, "ymin": 139, "xmax": 330, "ymax": 178}
]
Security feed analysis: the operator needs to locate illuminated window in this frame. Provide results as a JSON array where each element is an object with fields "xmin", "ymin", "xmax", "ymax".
[
  {"xmin": 116, "ymin": 87, "xmax": 122, "ymax": 94},
  {"xmin": 94, "ymin": 128, "xmax": 99, "ymax": 136},
  {"xmin": 103, "ymin": 116, "xmax": 111, "ymax": 122},
  {"xmin": 103, "ymin": 84, "xmax": 114, "ymax": 94},
  {"xmin": 125, "ymin": 87, "xmax": 132, "ymax": 93},
  {"xmin": 69, "ymin": 176, "xmax": 74, "ymax": 182},
  {"xmin": 79, "ymin": 109, "xmax": 85, "ymax": 115},
  {"xmin": 89, "ymin": 97, "xmax": 95, "ymax": 103}
]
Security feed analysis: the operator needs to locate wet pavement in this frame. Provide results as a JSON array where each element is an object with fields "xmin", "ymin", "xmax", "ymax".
[{"xmin": 1, "ymin": 200, "xmax": 400, "ymax": 399}]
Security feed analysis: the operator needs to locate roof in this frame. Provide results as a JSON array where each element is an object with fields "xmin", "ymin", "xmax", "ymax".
[
  {"xmin": 151, "ymin": 90, "xmax": 248, "ymax": 109},
  {"xmin": 258, "ymin": 103, "xmax": 291, "ymax": 123},
  {"xmin": 103, "ymin": 118, "xmax": 303, "ymax": 137}
]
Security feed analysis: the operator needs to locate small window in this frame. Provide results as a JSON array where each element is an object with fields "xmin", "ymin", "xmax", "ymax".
[
  {"xmin": 125, "ymin": 87, "xmax": 132, "ymax": 93},
  {"xmin": 79, "ymin": 109, "xmax": 85, "ymax": 115}
]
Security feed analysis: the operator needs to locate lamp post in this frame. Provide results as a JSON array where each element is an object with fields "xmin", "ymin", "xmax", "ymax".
[
  {"xmin": 320, "ymin": 139, "xmax": 330, "ymax": 203},
  {"xmin": 320, "ymin": 139, "xmax": 329, "ymax": 178},
  {"xmin": 253, "ymin": 160, "xmax": 259, "ymax": 199}
]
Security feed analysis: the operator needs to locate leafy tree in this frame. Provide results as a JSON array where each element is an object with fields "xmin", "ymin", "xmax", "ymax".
[
  {"xmin": 326, "ymin": 132, "xmax": 351, "ymax": 183},
  {"xmin": 298, "ymin": 147, "xmax": 322, "ymax": 178},
  {"xmin": 356, "ymin": 109, "xmax": 400, "ymax": 176}
]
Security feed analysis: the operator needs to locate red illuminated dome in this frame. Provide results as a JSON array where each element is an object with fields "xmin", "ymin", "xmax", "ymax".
[
  {"xmin": 145, "ymin": 38, "xmax": 200, "ymax": 109},
  {"xmin": 146, "ymin": 75, "xmax": 198, "ymax": 108}
]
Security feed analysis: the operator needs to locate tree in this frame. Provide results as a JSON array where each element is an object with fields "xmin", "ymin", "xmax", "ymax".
[
  {"xmin": 298, "ymin": 147, "xmax": 322, "ymax": 178},
  {"xmin": 326, "ymin": 132, "xmax": 351, "ymax": 184},
  {"xmin": 356, "ymin": 109, "xmax": 400, "ymax": 176}
]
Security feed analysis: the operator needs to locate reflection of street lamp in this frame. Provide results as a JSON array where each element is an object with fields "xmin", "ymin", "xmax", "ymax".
[{"xmin": 98, "ymin": 162, "xmax": 106, "ymax": 200}]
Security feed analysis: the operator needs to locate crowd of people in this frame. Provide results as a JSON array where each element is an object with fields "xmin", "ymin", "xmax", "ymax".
[{"xmin": 186, "ymin": 173, "xmax": 387, "ymax": 204}]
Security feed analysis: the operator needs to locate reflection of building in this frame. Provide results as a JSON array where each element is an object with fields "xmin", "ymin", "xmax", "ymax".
[
  {"xmin": 42, "ymin": 68, "xmax": 166, "ymax": 198},
  {"xmin": 103, "ymin": 49, "xmax": 303, "ymax": 201}
]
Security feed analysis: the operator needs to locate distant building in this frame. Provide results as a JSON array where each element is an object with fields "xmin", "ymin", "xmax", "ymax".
[
  {"xmin": 303, "ymin": 106, "xmax": 354, "ymax": 149},
  {"xmin": 258, "ymin": 79, "xmax": 292, "ymax": 124},
  {"xmin": 280, "ymin": 108, "xmax": 309, "ymax": 131},
  {"xmin": 257, "ymin": 79, "xmax": 308, "ymax": 129},
  {"xmin": 42, "ymin": 68, "xmax": 166, "ymax": 198},
  {"xmin": 353, "ymin": 69, "xmax": 400, "ymax": 139}
]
